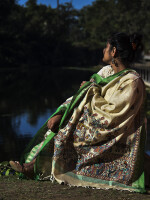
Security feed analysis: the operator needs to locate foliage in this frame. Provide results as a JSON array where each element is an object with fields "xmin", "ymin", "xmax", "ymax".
[
  {"xmin": 0, "ymin": 0, "xmax": 150, "ymax": 68},
  {"xmin": 0, "ymin": 161, "xmax": 19, "ymax": 176}
]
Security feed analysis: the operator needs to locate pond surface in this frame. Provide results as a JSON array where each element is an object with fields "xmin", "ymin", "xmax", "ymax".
[
  {"xmin": 0, "ymin": 67, "xmax": 149, "ymax": 162},
  {"xmin": 0, "ymin": 67, "xmax": 93, "ymax": 161}
]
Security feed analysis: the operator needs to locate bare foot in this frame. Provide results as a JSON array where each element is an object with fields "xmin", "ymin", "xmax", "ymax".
[{"xmin": 9, "ymin": 160, "xmax": 35, "ymax": 179}]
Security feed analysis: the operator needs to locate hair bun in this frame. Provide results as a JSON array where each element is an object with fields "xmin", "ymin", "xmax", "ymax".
[
  {"xmin": 131, "ymin": 42, "xmax": 137, "ymax": 51},
  {"xmin": 130, "ymin": 33, "xmax": 143, "ymax": 51}
]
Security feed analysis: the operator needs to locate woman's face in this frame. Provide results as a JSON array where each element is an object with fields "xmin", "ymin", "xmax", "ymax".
[{"xmin": 102, "ymin": 42, "xmax": 112, "ymax": 64}]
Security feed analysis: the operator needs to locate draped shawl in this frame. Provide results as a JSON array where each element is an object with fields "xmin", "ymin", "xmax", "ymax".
[{"xmin": 21, "ymin": 68, "xmax": 146, "ymax": 193}]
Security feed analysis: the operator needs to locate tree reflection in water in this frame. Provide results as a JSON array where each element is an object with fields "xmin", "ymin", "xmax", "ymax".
[{"xmin": 0, "ymin": 67, "xmax": 93, "ymax": 162}]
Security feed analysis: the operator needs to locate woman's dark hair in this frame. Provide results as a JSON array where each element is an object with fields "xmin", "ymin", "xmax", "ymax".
[{"xmin": 108, "ymin": 32, "xmax": 143, "ymax": 65}]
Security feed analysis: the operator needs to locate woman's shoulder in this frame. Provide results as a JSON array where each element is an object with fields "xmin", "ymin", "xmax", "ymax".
[
  {"xmin": 120, "ymin": 69, "xmax": 145, "ymax": 89},
  {"xmin": 124, "ymin": 69, "xmax": 143, "ymax": 84},
  {"xmin": 127, "ymin": 69, "xmax": 141, "ymax": 79}
]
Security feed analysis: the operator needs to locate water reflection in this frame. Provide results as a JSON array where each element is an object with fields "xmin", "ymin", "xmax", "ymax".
[
  {"xmin": 0, "ymin": 67, "xmax": 150, "ymax": 162},
  {"xmin": 12, "ymin": 109, "xmax": 54, "ymax": 136},
  {"xmin": 0, "ymin": 67, "xmax": 93, "ymax": 161},
  {"xmin": 0, "ymin": 115, "xmax": 31, "ymax": 161}
]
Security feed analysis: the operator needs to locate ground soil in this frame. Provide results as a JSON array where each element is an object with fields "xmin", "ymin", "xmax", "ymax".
[{"xmin": 0, "ymin": 176, "xmax": 150, "ymax": 200}]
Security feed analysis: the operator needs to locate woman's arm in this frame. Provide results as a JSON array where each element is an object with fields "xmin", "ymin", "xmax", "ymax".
[{"xmin": 47, "ymin": 114, "xmax": 62, "ymax": 132}]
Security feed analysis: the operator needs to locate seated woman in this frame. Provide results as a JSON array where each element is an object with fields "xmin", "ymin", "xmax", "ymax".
[{"xmin": 10, "ymin": 32, "xmax": 150, "ymax": 193}]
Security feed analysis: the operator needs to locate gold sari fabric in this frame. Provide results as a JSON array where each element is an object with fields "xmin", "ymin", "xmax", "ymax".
[{"xmin": 51, "ymin": 71, "xmax": 146, "ymax": 192}]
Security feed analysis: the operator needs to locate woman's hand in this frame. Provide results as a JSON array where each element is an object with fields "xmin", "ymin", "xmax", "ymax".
[
  {"xmin": 80, "ymin": 81, "xmax": 86, "ymax": 88},
  {"xmin": 47, "ymin": 114, "xmax": 62, "ymax": 132}
]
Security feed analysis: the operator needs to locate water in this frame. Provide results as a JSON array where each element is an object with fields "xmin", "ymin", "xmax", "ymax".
[
  {"xmin": 0, "ymin": 67, "xmax": 149, "ymax": 162},
  {"xmin": 12, "ymin": 109, "xmax": 54, "ymax": 136},
  {"xmin": 0, "ymin": 67, "xmax": 93, "ymax": 161}
]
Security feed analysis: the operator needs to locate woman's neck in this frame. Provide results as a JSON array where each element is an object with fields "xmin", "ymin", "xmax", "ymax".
[{"xmin": 110, "ymin": 61, "xmax": 126, "ymax": 74}]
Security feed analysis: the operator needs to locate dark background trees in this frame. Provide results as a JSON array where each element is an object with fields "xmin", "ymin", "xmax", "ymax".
[
  {"xmin": 1, "ymin": 0, "xmax": 150, "ymax": 162},
  {"xmin": 0, "ymin": 0, "xmax": 150, "ymax": 69}
]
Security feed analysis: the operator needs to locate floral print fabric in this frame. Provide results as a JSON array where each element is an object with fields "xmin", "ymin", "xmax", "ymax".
[{"xmin": 52, "ymin": 71, "xmax": 146, "ymax": 192}]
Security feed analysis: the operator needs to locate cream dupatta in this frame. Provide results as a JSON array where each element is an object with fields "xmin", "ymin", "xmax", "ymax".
[
  {"xmin": 52, "ymin": 70, "xmax": 146, "ymax": 192},
  {"xmin": 21, "ymin": 68, "xmax": 146, "ymax": 193}
]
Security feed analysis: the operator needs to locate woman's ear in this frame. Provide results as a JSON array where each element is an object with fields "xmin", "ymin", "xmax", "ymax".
[{"xmin": 111, "ymin": 47, "xmax": 116, "ymax": 57}]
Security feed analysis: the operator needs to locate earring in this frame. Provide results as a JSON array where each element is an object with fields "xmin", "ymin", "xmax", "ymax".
[
  {"xmin": 112, "ymin": 58, "xmax": 118, "ymax": 67},
  {"xmin": 112, "ymin": 58, "xmax": 115, "ymax": 64}
]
